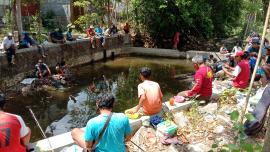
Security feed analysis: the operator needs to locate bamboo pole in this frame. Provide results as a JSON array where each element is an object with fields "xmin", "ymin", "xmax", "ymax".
[{"xmin": 240, "ymin": 0, "xmax": 270, "ymax": 124}]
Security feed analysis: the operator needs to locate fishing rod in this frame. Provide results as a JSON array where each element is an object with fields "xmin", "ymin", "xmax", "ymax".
[
  {"xmin": 130, "ymin": 140, "xmax": 146, "ymax": 152},
  {"xmin": 214, "ymin": 52, "xmax": 222, "ymax": 61},
  {"xmin": 27, "ymin": 107, "xmax": 54, "ymax": 152}
]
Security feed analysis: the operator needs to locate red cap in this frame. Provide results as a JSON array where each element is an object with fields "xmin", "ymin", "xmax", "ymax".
[{"xmin": 233, "ymin": 51, "xmax": 244, "ymax": 57}]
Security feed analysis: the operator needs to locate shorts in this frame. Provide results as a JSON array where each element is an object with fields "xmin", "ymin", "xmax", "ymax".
[
  {"xmin": 138, "ymin": 107, "xmax": 163, "ymax": 117},
  {"xmin": 257, "ymin": 67, "xmax": 265, "ymax": 76}
]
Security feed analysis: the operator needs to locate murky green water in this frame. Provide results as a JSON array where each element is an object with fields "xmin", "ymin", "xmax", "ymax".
[{"xmin": 5, "ymin": 56, "xmax": 193, "ymax": 141}]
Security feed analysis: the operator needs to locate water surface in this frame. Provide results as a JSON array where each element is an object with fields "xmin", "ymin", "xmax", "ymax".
[{"xmin": 5, "ymin": 56, "xmax": 193, "ymax": 141}]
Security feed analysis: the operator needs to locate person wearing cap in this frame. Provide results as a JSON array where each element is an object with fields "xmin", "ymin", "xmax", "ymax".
[
  {"xmin": 246, "ymin": 37, "xmax": 260, "ymax": 54},
  {"xmin": 178, "ymin": 55, "xmax": 213, "ymax": 101},
  {"xmin": 86, "ymin": 25, "xmax": 96, "ymax": 48},
  {"xmin": 223, "ymin": 51, "xmax": 250, "ymax": 89},
  {"xmin": 219, "ymin": 44, "xmax": 228, "ymax": 54},
  {"xmin": 125, "ymin": 67, "xmax": 163, "ymax": 115},
  {"xmin": 2, "ymin": 33, "xmax": 16, "ymax": 65},
  {"xmin": 71, "ymin": 93, "xmax": 132, "ymax": 152},
  {"xmin": 35, "ymin": 59, "xmax": 51, "ymax": 78},
  {"xmin": 0, "ymin": 94, "xmax": 31, "ymax": 152}
]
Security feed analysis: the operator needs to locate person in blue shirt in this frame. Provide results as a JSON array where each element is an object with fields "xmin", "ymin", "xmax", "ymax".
[
  {"xmin": 71, "ymin": 93, "xmax": 132, "ymax": 152},
  {"xmin": 19, "ymin": 32, "xmax": 33, "ymax": 49},
  {"xmin": 262, "ymin": 46, "xmax": 270, "ymax": 81},
  {"xmin": 66, "ymin": 28, "xmax": 75, "ymax": 41},
  {"xmin": 95, "ymin": 25, "xmax": 105, "ymax": 46},
  {"xmin": 246, "ymin": 37, "xmax": 260, "ymax": 54}
]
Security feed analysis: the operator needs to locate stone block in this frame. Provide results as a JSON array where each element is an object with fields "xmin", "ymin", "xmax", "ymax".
[{"xmin": 164, "ymin": 101, "xmax": 193, "ymax": 112}]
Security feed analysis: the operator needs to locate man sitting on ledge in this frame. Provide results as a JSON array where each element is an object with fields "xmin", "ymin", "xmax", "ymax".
[
  {"xmin": 178, "ymin": 55, "xmax": 213, "ymax": 101},
  {"xmin": 125, "ymin": 67, "xmax": 163, "ymax": 115},
  {"xmin": 71, "ymin": 93, "xmax": 132, "ymax": 152},
  {"xmin": 50, "ymin": 28, "xmax": 65, "ymax": 44}
]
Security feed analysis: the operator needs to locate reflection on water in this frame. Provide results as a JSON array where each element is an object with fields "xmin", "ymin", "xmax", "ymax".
[{"xmin": 5, "ymin": 57, "xmax": 193, "ymax": 141}]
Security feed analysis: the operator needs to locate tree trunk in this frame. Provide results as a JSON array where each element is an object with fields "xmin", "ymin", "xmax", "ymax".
[
  {"xmin": 263, "ymin": 112, "xmax": 270, "ymax": 152},
  {"xmin": 262, "ymin": 0, "xmax": 269, "ymax": 19},
  {"xmin": 15, "ymin": 0, "xmax": 23, "ymax": 35},
  {"xmin": 126, "ymin": 0, "xmax": 129, "ymax": 20},
  {"xmin": 107, "ymin": 0, "xmax": 111, "ymax": 27}
]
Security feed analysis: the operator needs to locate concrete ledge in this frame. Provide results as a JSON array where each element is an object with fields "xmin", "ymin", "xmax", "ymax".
[
  {"xmin": 164, "ymin": 101, "xmax": 193, "ymax": 112},
  {"xmin": 186, "ymin": 50, "xmax": 227, "ymax": 60},
  {"xmin": 35, "ymin": 132, "xmax": 74, "ymax": 152},
  {"xmin": 34, "ymin": 100, "xmax": 193, "ymax": 152},
  {"xmin": 124, "ymin": 47, "xmax": 186, "ymax": 58}
]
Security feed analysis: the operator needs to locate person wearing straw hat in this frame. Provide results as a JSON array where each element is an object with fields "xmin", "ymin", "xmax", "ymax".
[{"xmin": 0, "ymin": 94, "xmax": 31, "ymax": 152}]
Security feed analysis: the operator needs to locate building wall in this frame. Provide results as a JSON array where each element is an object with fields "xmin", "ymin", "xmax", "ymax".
[
  {"xmin": 0, "ymin": 0, "xmax": 10, "ymax": 17},
  {"xmin": 41, "ymin": 0, "xmax": 71, "ymax": 25},
  {"xmin": 0, "ymin": 5, "xmax": 5, "ymax": 17}
]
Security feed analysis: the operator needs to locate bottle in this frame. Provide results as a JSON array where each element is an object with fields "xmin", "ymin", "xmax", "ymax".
[{"xmin": 169, "ymin": 97, "xmax": 175, "ymax": 106}]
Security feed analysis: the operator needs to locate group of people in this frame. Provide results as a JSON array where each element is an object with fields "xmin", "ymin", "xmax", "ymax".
[
  {"xmin": 0, "ymin": 49, "xmax": 267, "ymax": 152},
  {"xmin": 34, "ymin": 58, "xmax": 69, "ymax": 87},
  {"xmin": 218, "ymin": 32, "xmax": 270, "ymax": 87},
  {"xmin": 1, "ymin": 23, "xmax": 130, "ymax": 66},
  {"xmin": 86, "ymin": 24, "xmax": 122, "ymax": 48}
]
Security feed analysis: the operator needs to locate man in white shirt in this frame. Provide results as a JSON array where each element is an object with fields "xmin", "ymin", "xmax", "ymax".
[{"xmin": 2, "ymin": 33, "xmax": 16, "ymax": 65}]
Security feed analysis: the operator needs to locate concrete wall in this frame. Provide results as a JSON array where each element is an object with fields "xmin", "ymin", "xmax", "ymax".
[{"xmin": 0, "ymin": 36, "xmax": 123, "ymax": 87}]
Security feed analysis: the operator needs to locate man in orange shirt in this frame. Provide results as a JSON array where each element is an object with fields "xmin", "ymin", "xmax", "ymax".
[{"xmin": 125, "ymin": 67, "xmax": 163, "ymax": 115}]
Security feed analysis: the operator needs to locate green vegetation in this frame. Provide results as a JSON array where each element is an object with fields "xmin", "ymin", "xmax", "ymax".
[{"xmin": 131, "ymin": 0, "xmax": 266, "ymax": 47}]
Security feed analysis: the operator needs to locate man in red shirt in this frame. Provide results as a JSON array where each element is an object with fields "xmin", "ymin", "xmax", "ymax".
[
  {"xmin": 86, "ymin": 25, "xmax": 96, "ymax": 48},
  {"xmin": 178, "ymin": 55, "xmax": 213, "ymax": 101},
  {"xmin": 0, "ymin": 95, "xmax": 31, "ymax": 152},
  {"xmin": 223, "ymin": 51, "xmax": 250, "ymax": 89}
]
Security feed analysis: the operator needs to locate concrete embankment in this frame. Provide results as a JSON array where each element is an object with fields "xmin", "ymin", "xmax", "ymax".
[
  {"xmin": 0, "ymin": 36, "xmax": 123, "ymax": 88},
  {"xmin": 0, "ymin": 37, "xmax": 226, "ymax": 89}
]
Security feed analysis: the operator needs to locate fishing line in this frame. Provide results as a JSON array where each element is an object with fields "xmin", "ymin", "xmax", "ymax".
[
  {"xmin": 27, "ymin": 107, "xmax": 54, "ymax": 152},
  {"xmin": 130, "ymin": 140, "xmax": 146, "ymax": 152}
]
